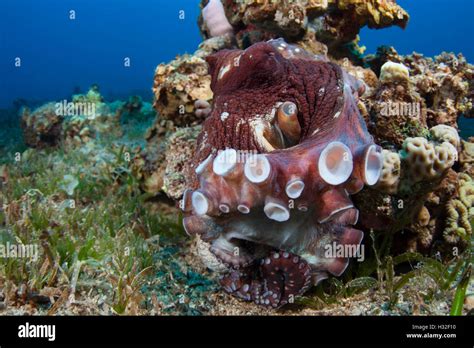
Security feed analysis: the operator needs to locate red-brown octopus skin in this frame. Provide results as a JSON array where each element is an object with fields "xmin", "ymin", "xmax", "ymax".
[{"xmin": 181, "ymin": 39, "xmax": 383, "ymax": 308}]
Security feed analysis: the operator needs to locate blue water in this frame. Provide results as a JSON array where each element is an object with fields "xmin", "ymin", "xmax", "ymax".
[
  {"xmin": 0, "ymin": 0, "xmax": 473, "ymax": 109},
  {"xmin": 360, "ymin": 0, "xmax": 474, "ymax": 60}
]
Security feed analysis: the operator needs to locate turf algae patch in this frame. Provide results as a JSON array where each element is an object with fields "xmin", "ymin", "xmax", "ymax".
[{"xmin": 0, "ymin": 106, "xmax": 214, "ymax": 315}]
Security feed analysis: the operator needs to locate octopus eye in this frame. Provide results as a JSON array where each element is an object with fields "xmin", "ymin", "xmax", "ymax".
[{"xmin": 276, "ymin": 101, "xmax": 301, "ymax": 144}]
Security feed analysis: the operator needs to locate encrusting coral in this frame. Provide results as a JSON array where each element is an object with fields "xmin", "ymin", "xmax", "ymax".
[
  {"xmin": 152, "ymin": 37, "xmax": 233, "ymax": 127},
  {"xmin": 443, "ymin": 173, "xmax": 474, "ymax": 246},
  {"xmin": 365, "ymin": 48, "xmax": 473, "ymax": 128},
  {"xmin": 162, "ymin": 127, "xmax": 201, "ymax": 200},
  {"xmin": 365, "ymin": 60, "xmax": 428, "ymax": 147},
  {"xmin": 376, "ymin": 149, "xmax": 400, "ymax": 194},
  {"xmin": 152, "ymin": 54, "xmax": 212, "ymax": 127}
]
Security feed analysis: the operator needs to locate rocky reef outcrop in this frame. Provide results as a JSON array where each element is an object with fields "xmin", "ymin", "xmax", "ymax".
[
  {"xmin": 20, "ymin": 86, "xmax": 153, "ymax": 150},
  {"xmin": 199, "ymin": 0, "xmax": 409, "ymax": 60}
]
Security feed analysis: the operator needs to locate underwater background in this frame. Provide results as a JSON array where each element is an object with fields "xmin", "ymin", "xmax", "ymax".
[
  {"xmin": 1, "ymin": 0, "xmax": 473, "ymax": 109},
  {"xmin": 0, "ymin": 0, "xmax": 473, "ymax": 316}
]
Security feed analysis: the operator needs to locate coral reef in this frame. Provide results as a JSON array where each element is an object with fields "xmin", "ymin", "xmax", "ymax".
[
  {"xmin": 152, "ymin": 37, "xmax": 232, "ymax": 127},
  {"xmin": 355, "ymin": 125, "xmax": 459, "ymax": 236},
  {"xmin": 199, "ymin": 0, "xmax": 409, "ymax": 60},
  {"xmin": 365, "ymin": 48, "xmax": 473, "ymax": 129},
  {"xmin": 20, "ymin": 103, "xmax": 63, "ymax": 148},
  {"xmin": 152, "ymin": 54, "xmax": 211, "ymax": 127},
  {"xmin": 71, "ymin": 83, "xmax": 104, "ymax": 104},
  {"xmin": 5, "ymin": 0, "xmax": 473, "ymax": 316},
  {"xmin": 443, "ymin": 173, "xmax": 474, "ymax": 246},
  {"xmin": 352, "ymin": 48, "xmax": 473, "ymax": 254},
  {"xmin": 460, "ymin": 138, "xmax": 474, "ymax": 176},
  {"xmin": 181, "ymin": 39, "xmax": 383, "ymax": 308},
  {"xmin": 162, "ymin": 127, "xmax": 201, "ymax": 200},
  {"xmin": 364, "ymin": 60, "xmax": 428, "ymax": 147},
  {"xmin": 20, "ymin": 86, "xmax": 154, "ymax": 150}
]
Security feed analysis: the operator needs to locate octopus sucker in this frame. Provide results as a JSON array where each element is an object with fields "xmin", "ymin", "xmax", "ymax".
[
  {"xmin": 191, "ymin": 191, "xmax": 211, "ymax": 216},
  {"xmin": 324, "ymin": 227, "xmax": 364, "ymax": 276},
  {"xmin": 361, "ymin": 144, "xmax": 384, "ymax": 186},
  {"xmin": 183, "ymin": 39, "xmax": 380, "ymax": 308},
  {"xmin": 285, "ymin": 179, "xmax": 305, "ymax": 199},
  {"xmin": 212, "ymin": 148, "xmax": 238, "ymax": 177},
  {"xmin": 244, "ymin": 154, "xmax": 272, "ymax": 183},
  {"xmin": 237, "ymin": 204, "xmax": 250, "ymax": 214},
  {"xmin": 316, "ymin": 189, "xmax": 354, "ymax": 223},
  {"xmin": 195, "ymin": 154, "xmax": 214, "ymax": 175},
  {"xmin": 263, "ymin": 197, "xmax": 290, "ymax": 222},
  {"xmin": 318, "ymin": 141, "xmax": 354, "ymax": 185}
]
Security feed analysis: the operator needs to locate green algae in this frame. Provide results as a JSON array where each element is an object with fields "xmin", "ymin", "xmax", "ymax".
[{"xmin": 0, "ymin": 104, "xmax": 209, "ymax": 315}]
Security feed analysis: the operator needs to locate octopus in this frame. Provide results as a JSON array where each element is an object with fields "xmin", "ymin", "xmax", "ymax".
[{"xmin": 181, "ymin": 39, "xmax": 383, "ymax": 308}]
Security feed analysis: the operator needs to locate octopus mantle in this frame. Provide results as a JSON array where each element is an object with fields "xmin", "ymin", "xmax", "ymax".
[{"xmin": 182, "ymin": 39, "xmax": 383, "ymax": 308}]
